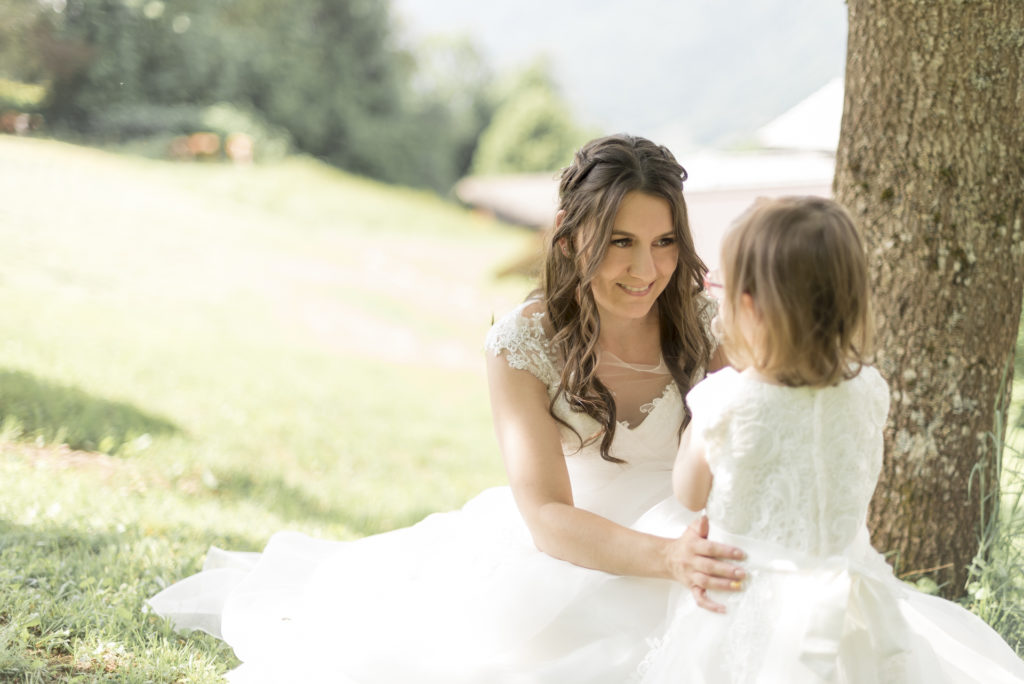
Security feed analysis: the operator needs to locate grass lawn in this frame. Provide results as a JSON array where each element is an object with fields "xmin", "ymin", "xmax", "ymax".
[
  {"xmin": 0, "ymin": 136, "xmax": 534, "ymax": 681},
  {"xmin": 0, "ymin": 136, "xmax": 1021, "ymax": 681}
]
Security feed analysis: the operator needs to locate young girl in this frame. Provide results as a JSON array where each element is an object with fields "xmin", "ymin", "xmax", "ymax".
[{"xmin": 635, "ymin": 197, "xmax": 1024, "ymax": 683}]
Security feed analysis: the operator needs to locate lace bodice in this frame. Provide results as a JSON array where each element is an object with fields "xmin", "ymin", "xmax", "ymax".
[
  {"xmin": 484, "ymin": 299, "xmax": 716, "ymax": 524},
  {"xmin": 688, "ymin": 367, "xmax": 890, "ymax": 556}
]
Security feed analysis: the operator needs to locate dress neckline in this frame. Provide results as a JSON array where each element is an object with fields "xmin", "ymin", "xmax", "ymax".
[
  {"xmin": 615, "ymin": 381, "xmax": 679, "ymax": 432},
  {"xmin": 599, "ymin": 350, "xmax": 668, "ymax": 374}
]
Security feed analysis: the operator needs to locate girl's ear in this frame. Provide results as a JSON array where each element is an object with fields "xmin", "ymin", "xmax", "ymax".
[
  {"xmin": 739, "ymin": 293, "xmax": 758, "ymax": 318},
  {"xmin": 554, "ymin": 209, "xmax": 566, "ymax": 229}
]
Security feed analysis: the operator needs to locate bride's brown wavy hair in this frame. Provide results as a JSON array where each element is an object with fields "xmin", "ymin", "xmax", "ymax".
[{"xmin": 541, "ymin": 134, "xmax": 714, "ymax": 463}]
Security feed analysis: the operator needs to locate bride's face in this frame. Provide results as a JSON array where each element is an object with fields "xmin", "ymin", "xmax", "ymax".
[{"xmin": 589, "ymin": 191, "xmax": 678, "ymax": 324}]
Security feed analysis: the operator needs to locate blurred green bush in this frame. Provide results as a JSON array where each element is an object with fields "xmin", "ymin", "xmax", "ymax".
[
  {"xmin": 472, "ymin": 61, "xmax": 592, "ymax": 176},
  {"xmin": 0, "ymin": 77, "xmax": 46, "ymax": 112}
]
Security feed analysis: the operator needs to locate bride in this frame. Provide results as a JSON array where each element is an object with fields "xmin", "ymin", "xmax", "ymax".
[{"xmin": 148, "ymin": 133, "xmax": 746, "ymax": 682}]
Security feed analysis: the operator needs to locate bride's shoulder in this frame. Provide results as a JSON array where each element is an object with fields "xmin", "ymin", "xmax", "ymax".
[
  {"xmin": 487, "ymin": 298, "xmax": 550, "ymax": 343},
  {"xmin": 485, "ymin": 298, "xmax": 558, "ymax": 385}
]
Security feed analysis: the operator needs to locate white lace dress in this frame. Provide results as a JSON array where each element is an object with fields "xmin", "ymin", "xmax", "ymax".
[
  {"xmin": 634, "ymin": 367, "xmax": 1024, "ymax": 683},
  {"xmin": 147, "ymin": 300, "xmax": 706, "ymax": 683}
]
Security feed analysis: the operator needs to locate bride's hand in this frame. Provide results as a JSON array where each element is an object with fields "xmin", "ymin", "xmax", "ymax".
[{"xmin": 665, "ymin": 515, "xmax": 746, "ymax": 614}]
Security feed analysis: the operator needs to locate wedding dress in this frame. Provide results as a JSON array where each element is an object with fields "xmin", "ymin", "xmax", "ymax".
[
  {"xmin": 148, "ymin": 299, "xmax": 708, "ymax": 682},
  {"xmin": 633, "ymin": 367, "xmax": 1024, "ymax": 683}
]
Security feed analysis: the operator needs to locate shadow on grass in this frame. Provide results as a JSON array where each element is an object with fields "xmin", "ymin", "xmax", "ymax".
[
  {"xmin": 0, "ymin": 369, "xmax": 181, "ymax": 453},
  {"xmin": 211, "ymin": 469, "xmax": 436, "ymax": 537},
  {"xmin": 0, "ymin": 516, "xmax": 266, "ymax": 584},
  {"xmin": 0, "ymin": 516, "xmax": 246, "ymax": 680}
]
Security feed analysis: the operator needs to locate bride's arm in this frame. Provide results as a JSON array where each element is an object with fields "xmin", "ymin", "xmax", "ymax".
[{"xmin": 486, "ymin": 352, "xmax": 745, "ymax": 612}]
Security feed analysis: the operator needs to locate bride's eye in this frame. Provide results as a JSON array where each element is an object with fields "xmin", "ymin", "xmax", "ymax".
[
  {"xmin": 610, "ymin": 237, "xmax": 632, "ymax": 248},
  {"xmin": 655, "ymin": 236, "xmax": 676, "ymax": 247}
]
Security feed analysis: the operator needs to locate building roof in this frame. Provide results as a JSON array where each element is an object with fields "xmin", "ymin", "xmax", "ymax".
[{"xmin": 754, "ymin": 77, "xmax": 844, "ymax": 153}]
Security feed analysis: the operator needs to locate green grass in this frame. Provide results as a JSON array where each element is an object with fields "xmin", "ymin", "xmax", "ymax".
[
  {"xmin": 1, "ymin": 136, "xmax": 1022, "ymax": 680},
  {"xmin": 959, "ymin": 315, "xmax": 1024, "ymax": 655},
  {"xmin": 0, "ymin": 136, "xmax": 534, "ymax": 681}
]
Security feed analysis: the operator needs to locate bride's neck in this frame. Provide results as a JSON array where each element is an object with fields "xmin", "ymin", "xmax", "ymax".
[{"xmin": 598, "ymin": 311, "xmax": 661, "ymax": 365}]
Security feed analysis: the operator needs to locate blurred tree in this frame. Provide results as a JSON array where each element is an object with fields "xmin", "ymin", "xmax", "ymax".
[
  {"xmin": 471, "ymin": 60, "xmax": 590, "ymax": 175},
  {"xmin": 8, "ymin": 0, "xmax": 492, "ymax": 192},
  {"xmin": 0, "ymin": 0, "xmax": 49, "ymax": 85},
  {"xmin": 227, "ymin": 0, "xmax": 406, "ymax": 175},
  {"xmin": 232, "ymin": 1, "xmax": 495, "ymax": 191},
  {"xmin": 834, "ymin": 0, "xmax": 1024, "ymax": 598},
  {"xmin": 29, "ymin": 0, "xmax": 230, "ymax": 127},
  {"xmin": 395, "ymin": 35, "xmax": 495, "ymax": 192}
]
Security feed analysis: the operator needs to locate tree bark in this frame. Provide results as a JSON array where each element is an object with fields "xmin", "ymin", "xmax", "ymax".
[{"xmin": 834, "ymin": 0, "xmax": 1024, "ymax": 597}]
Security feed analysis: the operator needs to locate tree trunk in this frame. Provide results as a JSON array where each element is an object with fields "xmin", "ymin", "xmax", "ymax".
[{"xmin": 834, "ymin": 0, "xmax": 1024, "ymax": 597}]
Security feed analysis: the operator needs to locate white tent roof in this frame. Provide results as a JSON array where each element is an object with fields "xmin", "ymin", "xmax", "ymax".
[{"xmin": 755, "ymin": 77, "xmax": 844, "ymax": 153}]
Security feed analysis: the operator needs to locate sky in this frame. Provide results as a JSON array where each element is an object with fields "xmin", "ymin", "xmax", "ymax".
[{"xmin": 392, "ymin": 0, "xmax": 849, "ymax": 152}]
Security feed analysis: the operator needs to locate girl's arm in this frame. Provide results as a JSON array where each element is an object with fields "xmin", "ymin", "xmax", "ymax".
[
  {"xmin": 486, "ymin": 352, "xmax": 744, "ymax": 611},
  {"xmin": 680, "ymin": 335, "xmax": 727, "ymax": 509},
  {"xmin": 673, "ymin": 423, "xmax": 712, "ymax": 512}
]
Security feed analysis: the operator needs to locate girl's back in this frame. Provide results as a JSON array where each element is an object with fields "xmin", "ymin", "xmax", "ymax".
[
  {"xmin": 691, "ymin": 365, "xmax": 890, "ymax": 558},
  {"xmin": 638, "ymin": 364, "xmax": 1024, "ymax": 683}
]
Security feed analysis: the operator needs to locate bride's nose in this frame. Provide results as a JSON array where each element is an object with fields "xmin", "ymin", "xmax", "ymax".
[{"xmin": 629, "ymin": 247, "xmax": 657, "ymax": 279}]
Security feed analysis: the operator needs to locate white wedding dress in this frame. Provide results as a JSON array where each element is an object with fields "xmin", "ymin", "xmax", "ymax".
[
  {"xmin": 148, "ymin": 300, "xmax": 706, "ymax": 682},
  {"xmin": 633, "ymin": 367, "xmax": 1024, "ymax": 683}
]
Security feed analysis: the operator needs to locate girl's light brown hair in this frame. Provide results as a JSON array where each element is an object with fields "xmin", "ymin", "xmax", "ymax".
[
  {"xmin": 719, "ymin": 196, "xmax": 872, "ymax": 387},
  {"xmin": 542, "ymin": 134, "xmax": 714, "ymax": 462}
]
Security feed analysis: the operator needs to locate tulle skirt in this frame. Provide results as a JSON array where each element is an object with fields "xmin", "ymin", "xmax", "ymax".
[
  {"xmin": 148, "ymin": 486, "xmax": 696, "ymax": 683},
  {"xmin": 634, "ymin": 528, "xmax": 1024, "ymax": 684}
]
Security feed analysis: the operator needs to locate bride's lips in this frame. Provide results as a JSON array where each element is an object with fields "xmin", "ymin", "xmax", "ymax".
[{"xmin": 618, "ymin": 282, "xmax": 653, "ymax": 296}]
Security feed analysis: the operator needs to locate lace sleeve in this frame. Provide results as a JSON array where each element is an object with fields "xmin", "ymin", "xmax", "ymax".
[
  {"xmin": 484, "ymin": 303, "xmax": 560, "ymax": 388},
  {"xmin": 697, "ymin": 293, "xmax": 721, "ymax": 352},
  {"xmin": 862, "ymin": 366, "xmax": 891, "ymax": 428},
  {"xmin": 860, "ymin": 366, "xmax": 891, "ymax": 477}
]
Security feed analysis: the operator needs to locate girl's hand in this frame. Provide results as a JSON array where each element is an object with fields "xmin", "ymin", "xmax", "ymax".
[{"xmin": 665, "ymin": 515, "xmax": 746, "ymax": 613}]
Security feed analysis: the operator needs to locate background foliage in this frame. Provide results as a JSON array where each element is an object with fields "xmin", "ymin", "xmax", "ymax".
[
  {"xmin": 470, "ymin": 60, "xmax": 592, "ymax": 175},
  {"xmin": 0, "ymin": 0, "xmax": 588, "ymax": 192}
]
